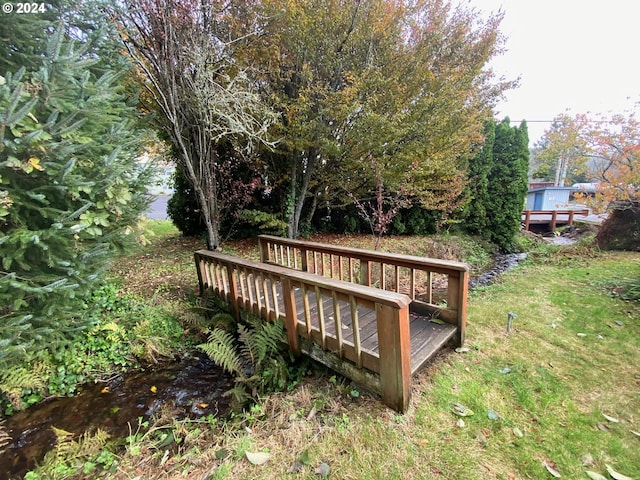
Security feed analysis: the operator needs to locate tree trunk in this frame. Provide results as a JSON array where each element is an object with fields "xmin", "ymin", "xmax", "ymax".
[{"xmin": 287, "ymin": 152, "xmax": 316, "ymax": 238}]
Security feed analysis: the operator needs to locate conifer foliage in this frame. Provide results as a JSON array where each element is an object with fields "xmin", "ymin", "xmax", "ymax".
[{"xmin": 0, "ymin": 13, "xmax": 151, "ymax": 369}]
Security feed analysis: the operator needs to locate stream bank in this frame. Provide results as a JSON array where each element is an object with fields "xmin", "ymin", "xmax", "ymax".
[{"xmin": 0, "ymin": 355, "xmax": 233, "ymax": 478}]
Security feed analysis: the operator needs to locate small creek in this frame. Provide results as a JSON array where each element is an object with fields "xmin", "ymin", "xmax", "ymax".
[{"xmin": 0, "ymin": 355, "xmax": 233, "ymax": 479}]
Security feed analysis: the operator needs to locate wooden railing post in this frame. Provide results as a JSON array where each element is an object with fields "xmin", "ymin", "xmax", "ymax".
[
  {"xmin": 258, "ymin": 237, "xmax": 268, "ymax": 263},
  {"xmin": 376, "ymin": 303, "xmax": 411, "ymax": 412},
  {"xmin": 447, "ymin": 270, "xmax": 468, "ymax": 347},
  {"xmin": 224, "ymin": 261, "xmax": 240, "ymax": 322},
  {"xmin": 360, "ymin": 260, "xmax": 371, "ymax": 286},
  {"xmin": 523, "ymin": 211, "xmax": 531, "ymax": 231},
  {"xmin": 194, "ymin": 253, "xmax": 206, "ymax": 296},
  {"xmin": 281, "ymin": 277, "xmax": 300, "ymax": 355}
]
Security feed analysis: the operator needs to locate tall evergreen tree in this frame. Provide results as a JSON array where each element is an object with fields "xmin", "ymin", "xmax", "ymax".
[
  {"xmin": 461, "ymin": 121, "xmax": 495, "ymax": 235},
  {"xmin": 0, "ymin": 8, "xmax": 152, "ymax": 369},
  {"xmin": 484, "ymin": 118, "xmax": 529, "ymax": 250}
]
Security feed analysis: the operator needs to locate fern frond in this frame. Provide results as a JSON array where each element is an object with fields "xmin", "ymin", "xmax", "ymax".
[
  {"xmin": 0, "ymin": 366, "xmax": 46, "ymax": 410},
  {"xmin": 254, "ymin": 320, "xmax": 286, "ymax": 365},
  {"xmin": 198, "ymin": 329, "xmax": 243, "ymax": 375},
  {"xmin": 54, "ymin": 427, "xmax": 109, "ymax": 462},
  {"xmin": 0, "ymin": 421, "xmax": 11, "ymax": 450},
  {"xmin": 237, "ymin": 324, "xmax": 257, "ymax": 368},
  {"xmin": 223, "ymin": 384, "xmax": 251, "ymax": 412}
]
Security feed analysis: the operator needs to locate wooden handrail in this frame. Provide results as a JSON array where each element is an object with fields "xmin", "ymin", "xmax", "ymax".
[
  {"xmin": 259, "ymin": 235, "xmax": 468, "ymax": 274},
  {"xmin": 195, "ymin": 249, "xmax": 412, "ymax": 412},
  {"xmin": 258, "ymin": 235, "xmax": 468, "ymax": 346}
]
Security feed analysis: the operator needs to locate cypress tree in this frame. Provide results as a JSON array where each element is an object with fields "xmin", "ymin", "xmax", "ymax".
[
  {"xmin": 485, "ymin": 118, "xmax": 530, "ymax": 250},
  {"xmin": 0, "ymin": 11, "xmax": 152, "ymax": 369}
]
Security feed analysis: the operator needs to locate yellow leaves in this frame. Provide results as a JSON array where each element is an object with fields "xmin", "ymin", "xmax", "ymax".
[
  {"xmin": 150, "ymin": 385, "xmax": 157, "ymax": 394},
  {"xmin": 6, "ymin": 155, "xmax": 45, "ymax": 174},
  {"xmin": 28, "ymin": 157, "xmax": 44, "ymax": 171}
]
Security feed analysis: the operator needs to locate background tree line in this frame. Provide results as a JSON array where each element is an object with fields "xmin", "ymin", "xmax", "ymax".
[{"xmin": 117, "ymin": 0, "xmax": 528, "ymax": 250}]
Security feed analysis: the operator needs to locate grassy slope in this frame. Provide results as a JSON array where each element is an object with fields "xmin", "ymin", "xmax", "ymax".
[{"xmin": 112, "ymin": 225, "xmax": 639, "ymax": 480}]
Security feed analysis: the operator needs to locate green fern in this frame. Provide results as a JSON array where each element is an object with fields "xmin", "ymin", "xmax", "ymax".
[
  {"xmin": 0, "ymin": 366, "xmax": 46, "ymax": 410},
  {"xmin": 198, "ymin": 317, "xmax": 289, "ymax": 410},
  {"xmin": 0, "ymin": 421, "xmax": 11, "ymax": 450},
  {"xmin": 199, "ymin": 329, "xmax": 243, "ymax": 375},
  {"xmin": 29, "ymin": 427, "xmax": 111, "ymax": 479}
]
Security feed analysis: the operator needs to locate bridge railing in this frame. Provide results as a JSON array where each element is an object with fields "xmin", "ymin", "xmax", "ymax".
[
  {"xmin": 194, "ymin": 249, "xmax": 412, "ymax": 412},
  {"xmin": 258, "ymin": 235, "xmax": 468, "ymax": 346}
]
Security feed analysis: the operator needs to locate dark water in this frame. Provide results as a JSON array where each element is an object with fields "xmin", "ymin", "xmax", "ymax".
[
  {"xmin": 469, "ymin": 253, "xmax": 527, "ymax": 289},
  {"xmin": 0, "ymin": 355, "xmax": 233, "ymax": 479}
]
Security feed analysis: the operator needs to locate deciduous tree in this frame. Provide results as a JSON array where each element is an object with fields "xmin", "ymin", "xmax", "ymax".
[
  {"xmin": 117, "ymin": 0, "xmax": 277, "ymax": 250},
  {"xmin": 254, "ymin": 0, "xmax": 513, "ymax": 237}
]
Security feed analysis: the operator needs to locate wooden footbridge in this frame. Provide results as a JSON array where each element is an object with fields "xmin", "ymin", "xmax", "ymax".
[{"xmin": 194, "ymin": 235, "xmax": 469, "ymax": 412}]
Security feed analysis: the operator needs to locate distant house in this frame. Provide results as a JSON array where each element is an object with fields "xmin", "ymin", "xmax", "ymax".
[{"xmin": 525, "ymin": 186, "xmax": 573, "ymax": 210}]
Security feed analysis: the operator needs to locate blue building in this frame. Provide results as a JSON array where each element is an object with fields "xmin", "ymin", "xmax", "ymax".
[{"xmin": 525, "ymin": 186, "xmax": 573, "ymax": 211}]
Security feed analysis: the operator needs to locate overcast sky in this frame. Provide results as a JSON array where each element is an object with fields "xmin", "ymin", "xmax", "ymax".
[{"xmin": 470, "ymin": 0, "xmax": 640, "ymax": 146}]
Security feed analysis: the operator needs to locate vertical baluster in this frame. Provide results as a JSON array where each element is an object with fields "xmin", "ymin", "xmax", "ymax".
[
  {"xmin": 270, "ymin": 273, "xmax": 280, "ymax": 319},
  {"xmin": 332, "ymin": 291, "xmax": 343, "ymax": 358},
  {"xmin": 339, "ymin": 256, "xmax": 344, "ymax": 282},
  {"xmin": 262, "ymin": 272, "xmax": 270, "ymax": 318},
  {"xmin": 239, "ymin": 267, "xmax": 248, "ymax": 308},
  {"xmin": 381, "ymin": 262, "xmax": 386, "ymax": 290},
  {"xmin": 426, "ymin": 270, "xmax": 433, "ymax": 304},
  {"xmin": 315, "ymin": 285, "xmax": 326, "ymax": 348},
  {"xmin": 302, "ymin": 283, "xmax": 312, "ymax": 338},
  {"xmin": 410, "ymin": 268, "xmax": 416, "ymax": 300},
  {"xmin": 350, "ymin": 295, "xmax": 362, "ymax": 368},
  {"xmin": 349, "ymin": 257, "xmax": 354, "ymax": 282},
  {"xmin": 254, "ymin": 270, "xmax": 262, "ymax": 314},
  {"xmin": 286, "ymin": 246, "xmax": 292, "ymax": 268},
  {"xmin": 395, "ymin": 265, "xmax": 400, "ymax": 293},
  {"xmin": 293, "ymin": 248, "xmax": 299, "ymax": 270},
  {"xmin": 246, "ymin": 268, "xmax": 255, "ymax": 310}
]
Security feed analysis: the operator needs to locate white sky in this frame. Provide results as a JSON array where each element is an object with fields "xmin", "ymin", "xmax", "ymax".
[{"xmin": 470, "ymin": 0, "xmax": 640, "ymax": 146}]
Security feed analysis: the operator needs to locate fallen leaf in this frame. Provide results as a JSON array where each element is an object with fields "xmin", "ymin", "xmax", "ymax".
[
  {"xmin": 596, "ymin": 423, "xmax": 610, "ymax": 431},
  {"xmin": 456, "ymin": 419, "xmax": 466, "ymax": 428},
  {"xmin": 215, "ymin": 449, "xmax": 229, "ymax": 460},
  {"xmin": 196, "ymin": 403, "xmax": 209, "ymax": 409},
  {"xmin": 581, "ymin": 453, "xmax": 595, "ymax": 467},
  {"xmin": 455, "ymin": 347, "xmax": 470, "ymax": 353},
  {"xmin": 101, "ymin": 386, "xmax": 110, "ymax": 393},
  {"xmin": 631, "ymin": 430, "xmax": 640, "ymax": 437},
  {"xmin": 499, "ymin": 367, "xmax": 512, "ymax": 374},
  {"xmin": 452, "ymin": 403, "xmax": 474, "ymax": 417},
  {"xmin": 615, "ymin": 320, "xmax": 624, "ymax": 326},
  {"xmin": 245, "ymin": 451, "xmax": 270, "ymax": 465},
  {"xmin": 315, "ymin": 462, "xmax": 330, "ymax": 478},
  {"xmin": 585, "ymin": 472, "xmax": 607, "ymax": 480},
  {"xmin": 430, "ymin": 318, "xmax": 445, "ymax": 325},
  {"xmin": 487, "ymin": 409, "xmax": 500, "ymax": 421},
  {"xmin": 299, "ymin": 449, "xmax": 312, "ymax": 466},
  {"xmin": 605, "ymin": 464, "xmax": 634, "ymax": 480},
  {"xmin": 286, "ymin": 461, "xmax": 304, "ymax": 474},
  {"xmin": 477, "ymin": 431, "xmax": 488, "ymax": 445},
  {"xmin": 602, "ymin": 413, "xmax": 619, "ymax": 423},
  {"xmin": 542, "ymin": 460, "xmax": 561, "ymax": 478},
  {"xmin": 150, "ymin": 385, "xmax": 157, "ymax": 394},
  {"xmin": 513, "ymin": 426, "xmax": 524, "ymax": 438},
  {"xmin": 577, "ymin": 333, "xmax": 587, "ymax": 337}
]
